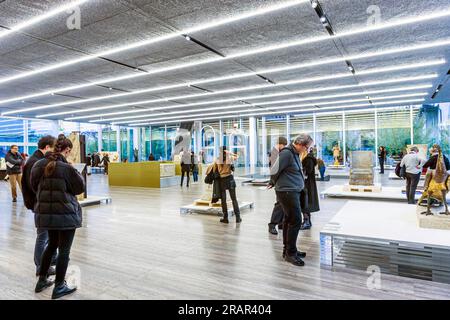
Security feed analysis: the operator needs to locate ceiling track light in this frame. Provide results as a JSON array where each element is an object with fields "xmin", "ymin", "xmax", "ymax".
[{"xmin": 431, "ymin": 84, "xmax": 443, "ymax": 99}]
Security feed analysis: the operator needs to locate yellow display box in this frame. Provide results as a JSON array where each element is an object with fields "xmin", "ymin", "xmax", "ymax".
[{"xmin": 109, "ymin": 161, "xmax": 177, "ymax": 188}]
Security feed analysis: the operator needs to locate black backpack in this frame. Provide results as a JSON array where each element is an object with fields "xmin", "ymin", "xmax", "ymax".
[{"xmin": 395, "ymin": 162, "xmax": 406, "ymax": 178}]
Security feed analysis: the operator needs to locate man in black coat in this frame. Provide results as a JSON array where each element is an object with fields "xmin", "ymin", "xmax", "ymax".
[
  {"xmin": 21, "ymin": 135, "xmax": 57, "ymax": 276},
  {"xmin": 5, "ymin": 145, "xmax": 23, "ymax": 202}
]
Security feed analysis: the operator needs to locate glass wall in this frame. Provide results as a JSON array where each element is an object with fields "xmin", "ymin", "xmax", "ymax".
[
  {"xmin": 316, "ymin": 113, "xmax": 343, "ymax": 164},
  {"xmin": 0, "ymin": 118, "xmax": 24, "ymax": 158},
  {"xmin": 102, "ymin": 126, "xmax": 117, "ymax": 152},
  {"xmin": 151, "ymin": 126, "xmax": 165, "ymax": 161},
  {"xmin": 80, "ymin": 123, "xmax": 98, "ymax": 155},
  {"xmin": 28, "ymin": 119, "xmax": 56, "ymax": 143},
  {"xmin": 377, "ymin": 107, "xmax": 411, "ymax": 160},
  {"xmin": 202, "ymin": 121, "xmax": 220, "ymax": 164},
  {"xmin": 413, "ymin": 103, "xmax": 450, "ymax": 159},
  {"xmin": 345, "ymin": 111, "xmax": 375, "ymax": 163}
]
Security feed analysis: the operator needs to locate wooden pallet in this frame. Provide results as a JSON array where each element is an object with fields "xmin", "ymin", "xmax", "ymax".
[{"xmin": 343, "ymin": 184, "xmax": 382, "ymax": 193}]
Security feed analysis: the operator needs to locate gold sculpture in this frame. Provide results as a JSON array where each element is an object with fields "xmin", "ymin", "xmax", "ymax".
[
  {"xmin": 418, "ymin": 149, "xmax": 450, "ymax": 216},
  {"xmin": 332, "ymin": 143, "xmax": 341, "ymax": 165}
]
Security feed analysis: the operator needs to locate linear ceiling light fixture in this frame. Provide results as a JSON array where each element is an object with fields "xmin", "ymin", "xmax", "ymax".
[
  {"xmin": 111, "ymin": 93, "xmax": 427, "ymax": 125},
  {"xmin": 0, "ymin": 0, "xmax": 90, "ymax": 40},
  {"xmin": 0, "ymin": 38, "xmax": 448, "ymax": 108},
  {"xmin": 103, "ymin": 92, "xmax": 427, "ymax": 124},
  {"xmin": 128, "ymin": 99, "xmax": 425, "ymax": 126},
  {"xmin": 33, "ymin": 73, "xmax": 438, "ymax": 119},
  {"xmin": 0, "ymin": 0, "xmax": 307, "ymax": 85},
  {"xmin": 20, "ymin": 62, "xmax": 441, "ymax": 118},
  {"xmin": 65, "ymin": 84, "xmax": 432, "ymax": 121}
]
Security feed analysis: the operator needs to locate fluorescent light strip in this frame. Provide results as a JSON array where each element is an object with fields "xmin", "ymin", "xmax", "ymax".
[
  {"xmin": 67, "ymin": 84, "xmax": 433, "ymax": 121},
  {"xmin": 0, "ymin": 0, "xmax": 90, "ymax": 40},
  {"xmin": 2, "ymin": 36, "xmax": 448, "ymax": 112},
  {"xmin": 0, "ymin": 0, "xmax": 307, "ymax": 85},
  {"xmin": 110, "ymin": 92, "xmax": 427, "ymax": 124},
  {"xmin": 121, "ymin": 98, "xmax": 425, "ymax": 125},
  {"xmin": 132, "ymin": 99, "xmax": 425, "ymax": 126},
  {"xmin": 33, "ymin": 72, "xmax": 438, "ymax": 118}
]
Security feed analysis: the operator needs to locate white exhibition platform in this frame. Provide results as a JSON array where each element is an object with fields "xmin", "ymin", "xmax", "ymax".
[
  {"xmin": 180, "ymin": 201, "xmax": 254, "ymax": 216},
  {"xmin": 389, "ymin": 172, "xmax": 426, "ymax": 180},
  {"xmin": 79, "ymin": 196, "xmax": 112, "ymax": 207},
  {"xmin": 320, "ymin": 201, "xmax": 450, "ymax": 284},
  {"xmin": 321, "ymin": 185, "xmax": 450, "ymax": 202}
]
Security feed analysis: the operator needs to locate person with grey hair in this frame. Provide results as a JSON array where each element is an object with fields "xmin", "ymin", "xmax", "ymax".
[
  {"xmin": 400, "ymin": 146, "xmax": 426, "ymax": 204},
  {"xmin": 268, "ymin": 134, "xmax": 313, "ymax": 266}
]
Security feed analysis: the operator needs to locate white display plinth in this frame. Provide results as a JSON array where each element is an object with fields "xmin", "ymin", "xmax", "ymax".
[
  {"xmin": 180, "ymin": 201, "xmax": 254, "ymax": 216},
  {"xmin": 79, "ymin": 196, "xmax": 111, "ymax": 207},
  {"xmin": 416, "ymin": 206, "xmax": 450, "ymax": 230},
  {"xmin": 321, "ymin": 185, "xmax": 449, "ymax": 202},
  {"xmin": 389, "ymin": 172, "xmax": 425, "ymax": 180},
  {"xmin": 320, "ymin": 200, "xmax": 450, "ymax": 284}
]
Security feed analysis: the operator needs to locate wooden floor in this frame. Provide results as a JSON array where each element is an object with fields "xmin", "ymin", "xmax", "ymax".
[{"xmin": 1, "ymin": 171, "xmax": 450, "ymax": 300}]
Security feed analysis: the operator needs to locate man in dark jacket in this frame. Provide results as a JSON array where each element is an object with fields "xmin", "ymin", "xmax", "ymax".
[
  {"xmin": 21, "ymin": 135, "xmax": 57, "ymax": 276},
  {"xmin": 268, "ymin": 136, "xmax": 288, "ymax": 235},
  {"xmin": 269, "ymin": 134, "xmax": 313, "ymax": 266},
  {"xmin": 5, "ymin": 145, "xmax": 24, "ymax": 202}
]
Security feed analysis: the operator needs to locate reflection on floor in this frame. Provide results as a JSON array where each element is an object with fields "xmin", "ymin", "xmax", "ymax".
[{"xmin": 1, "ymin": 171, "xmax": 450, "ymax": 300}]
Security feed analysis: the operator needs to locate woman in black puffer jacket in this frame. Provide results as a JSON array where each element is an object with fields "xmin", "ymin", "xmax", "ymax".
[{"xmin": 31, "ymin": 135, "xmax": 85, "ymax": 299}]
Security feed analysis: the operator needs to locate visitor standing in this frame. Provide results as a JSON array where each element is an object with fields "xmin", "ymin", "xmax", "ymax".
[
  {"xmin": 31, "ymin": 135, "xmax": 85, "ymax": 299},
  {"xmin": 267, "ymin": 136, "xmax": 288, "ymax": 235},
  {"xmin": 180, "ymin": 149, "xmax": 191, "ymax": 187},
  {"xmin": 378, "ymin": 146, "xmax": 387, "ymax": 174},
  {"xmin": 101, "ymin": 153, "xmax": 110, "ymax": 175},
  {"xmin": 300, "ymin": 148, "xmax": 320, "ymax": 230},
  {"xmin": 22, "ymin": 136, "xmax": 57, "ymax": 277},
  {"xmin": 148, "ymin": 153, "xmax": 155, "ymax": 161},
  {"xmin": 317, "ymin": 158, "xmax": 326, "ymax": 181},
  {"xmin": 191, "ymin": 151, "xmax": 199, "ymax": 183},
  {"xmin": 269, "ymin": 134, "xmax": 313, "ymax": 266},
  {"xmin": 423, "ymin": 144, "xmax": 450, "ymax": 171},
  {"xmin": 213, "ymin": 146, "xmax": 241, "ymax": 224},
  {"xmin": 400, "ymin": 146, "xmax": 426, "ymax": 204},
  {"xmin": 5, "ymin": 145, "xmax": 24, "ymax": 202}
]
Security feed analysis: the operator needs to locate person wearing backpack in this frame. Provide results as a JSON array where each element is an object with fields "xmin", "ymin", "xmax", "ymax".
[{"xmin": 400, "ymin": 146, "xmax": 426, "ymax": 204}]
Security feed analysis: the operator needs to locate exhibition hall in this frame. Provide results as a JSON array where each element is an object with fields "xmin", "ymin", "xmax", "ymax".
[{"xmin": 1, "ymin": 0, "xmax": 450, "ymax": 302}]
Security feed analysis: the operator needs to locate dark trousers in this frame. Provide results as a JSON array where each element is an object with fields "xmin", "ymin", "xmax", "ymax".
[
  {"xmin": 276, "ymin": 191, "xmax": 302, "ymax": 256},
  {"xmin": 379, "ymin": 158, "xmax": 385, "ymax": 174},
  {"xmin": 268, "ymin": 200, "xmax": 284, "ymax": 228},
  {"xmin": 39, "ymin": 229, "xmax": 76, "ymax": 284},
  {"xmin": 34, "ymin": 227, "xmax": 57, "ymax": 274},
  {"xmin": 220, "ymin": 187, "xmax": 240, "ymax": 218},
  {"xmin": 180, "ymin": 165, "xmax": 190, "ymax": 186},
  {"xmin": 405, "ymin": 172, "xmax": 421, "ymax": 204}
]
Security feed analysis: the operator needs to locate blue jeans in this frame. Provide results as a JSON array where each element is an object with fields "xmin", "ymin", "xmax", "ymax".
[
  {"xmin": 319, "ymin": 167, "xmax": 326, "ymax": 180},
  {"xmin": 34, "ymin": 228, "xmax": 57, "ymax": 274},
  {"xmin": 192, "ymin": 171, "xmax": 198, "ymax": 182}
]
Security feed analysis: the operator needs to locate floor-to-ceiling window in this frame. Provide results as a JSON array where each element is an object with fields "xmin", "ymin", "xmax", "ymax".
[
  {"xmin": 80, "ymin": 123, "xmax": 98, "ymax": 155},
  {"xmin": 223, "ymin": 119, "xmax": 249, "ymax": 169},
  {"xmin": 166, "ymin": 126, "xmax": 178, "ymax": 161},
  {"xmin": 151, "ymin": 126, "xmax": 165, "ymax": 161},
  {"xmin": 377, "ymin": 107, "xmax": 411, "ymax": 161},
  {"xmin": 316, "ymin": 113, "xmax": 344, "ymax": 164},
  {"xmin": 202, "ymin": 121, "xmax": 220, "ymax": 164},
  {"xmin": 102, "ymin": 126, "xmax": 117, "ymax": 152},
  {"xmin": 291, "ymin": 115, "xmax": 314, "ymax": 137},
  {"xmin": 0, "ymin": 118, "xmax": 25, "ymax": 158},
  {"xmin": 345, "ymin": 111, "xmax": 376, "ymax": 163},
  {"xmin": 413, "ymin": 103, "xmax": 450, "ymax": 159}
]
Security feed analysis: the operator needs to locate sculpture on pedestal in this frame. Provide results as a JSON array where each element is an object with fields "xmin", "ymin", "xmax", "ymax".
[
  {"xmin": 349, "ymin": 151, "xmax": 374, "ymax": 186},
  {"xmin": 332, "ymin": 143, "xmax": 341, "ymax": 165},
  {"xmin": 419, "ymin": 148, "xmax": 450, "ymax": 216}
]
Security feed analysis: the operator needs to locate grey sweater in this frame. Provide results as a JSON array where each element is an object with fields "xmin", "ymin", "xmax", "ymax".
[{"xmin": 270, "ymin": 145, "xmax": 305, "ymax": 192}]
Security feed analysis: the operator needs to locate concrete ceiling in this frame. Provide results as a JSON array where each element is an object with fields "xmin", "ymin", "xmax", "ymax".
[{"xmin": 0, "ymin": 0, "xmax": 449, "ymax": 126}]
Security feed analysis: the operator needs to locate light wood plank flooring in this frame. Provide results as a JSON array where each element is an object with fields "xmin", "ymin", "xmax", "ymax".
[{"xmin": 1, "ymin": 172, "xmax": 450, "ymax": 300}]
